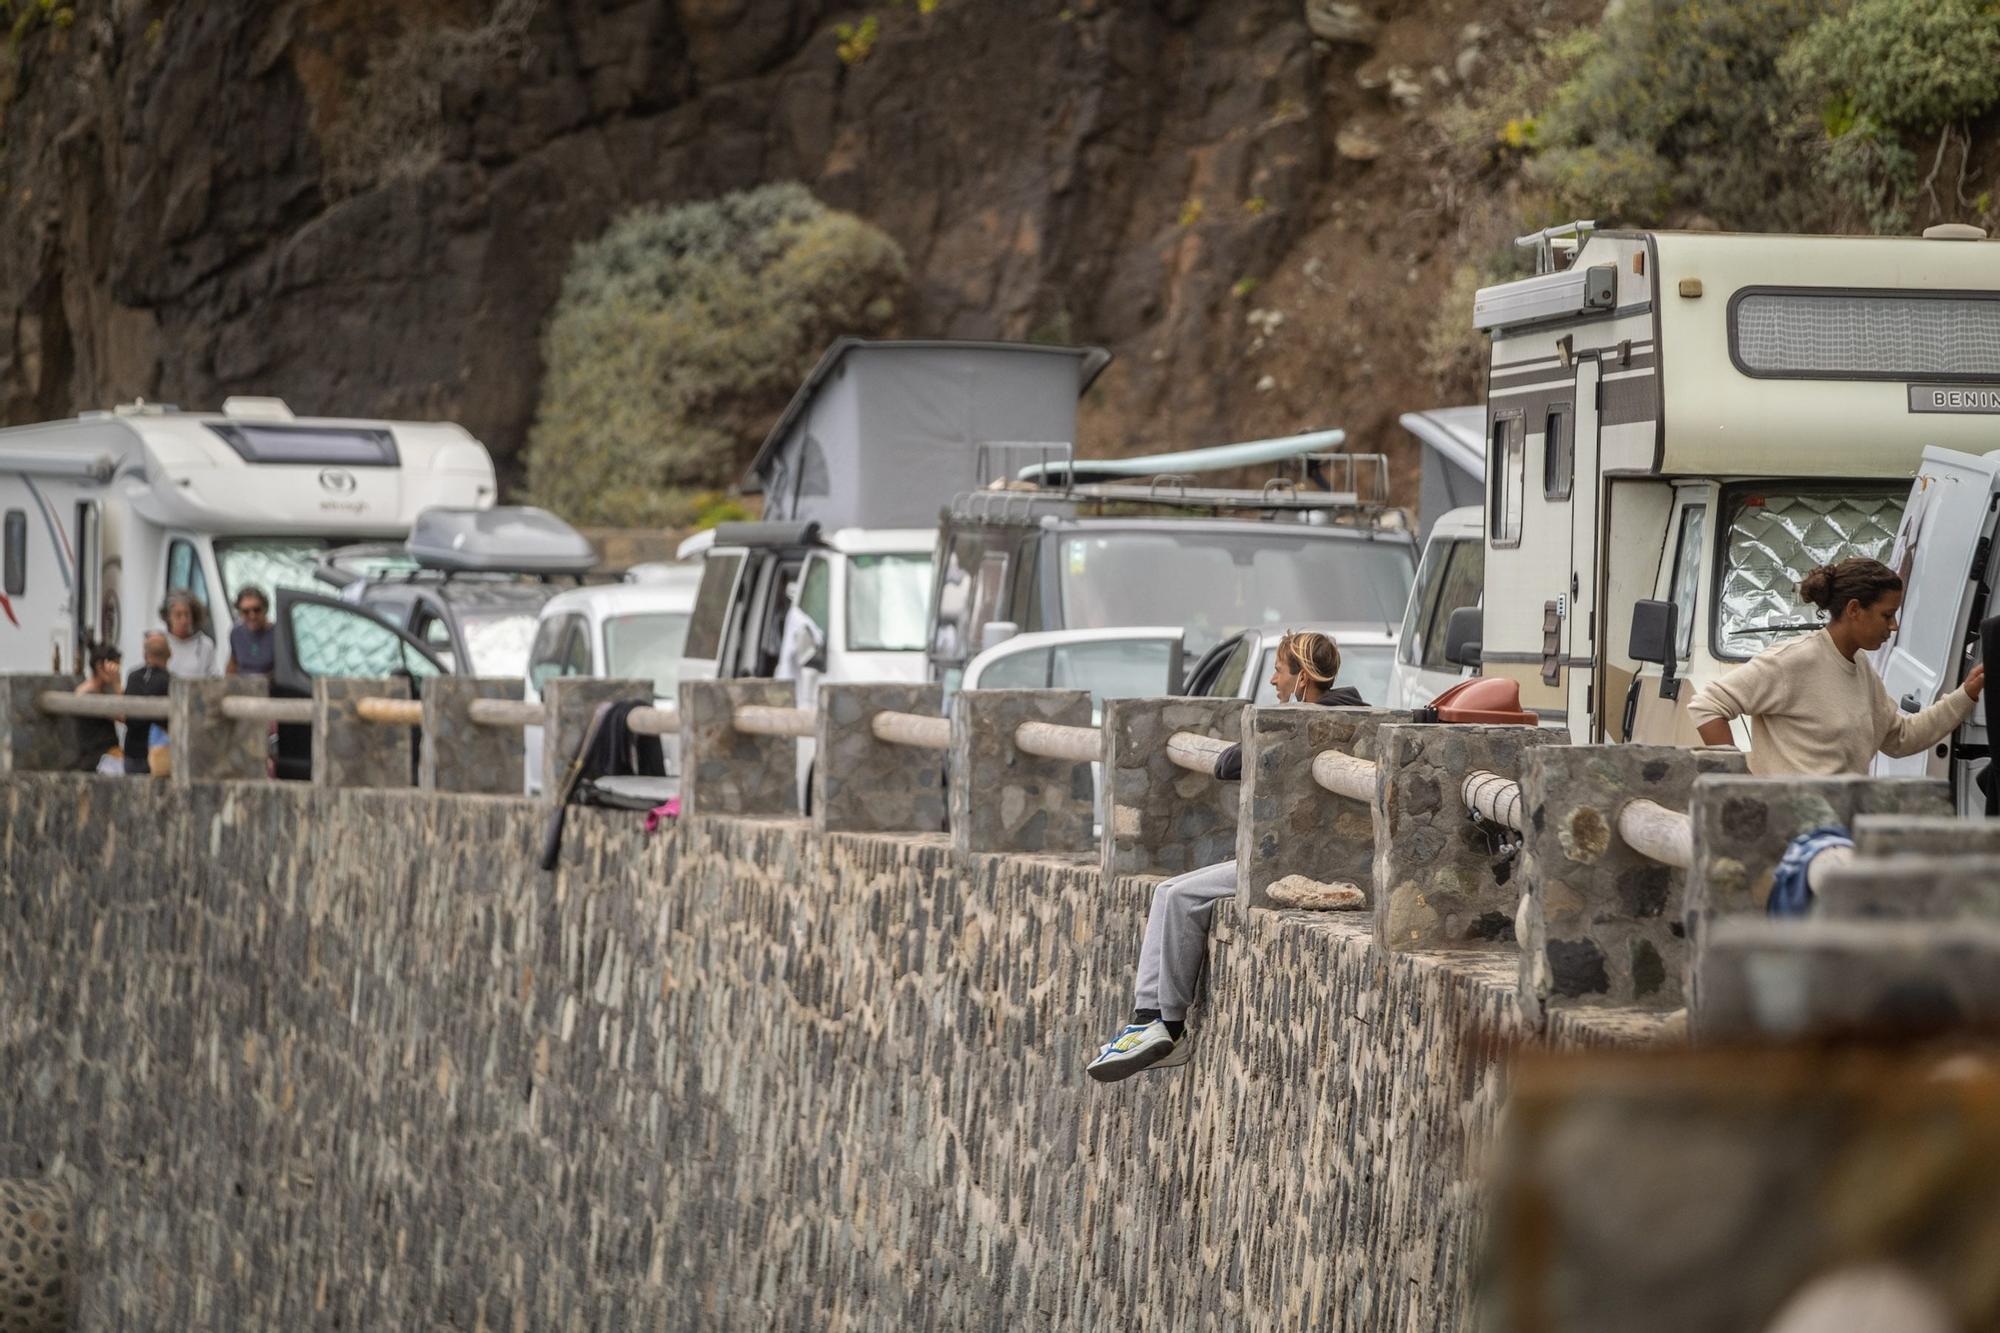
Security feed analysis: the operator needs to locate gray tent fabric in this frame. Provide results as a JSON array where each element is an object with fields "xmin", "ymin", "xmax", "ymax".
[
  {"xmin": 747, "ymin": 339, "xmax": 1111, "ymax": 530},
  {"xmin": 1400, "ymin": 406, "xmax": 1486, "ymax": 541}
]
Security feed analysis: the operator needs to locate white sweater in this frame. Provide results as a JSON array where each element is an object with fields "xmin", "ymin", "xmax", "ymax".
[{"xmin": 1687, "ymin": 629, "xmax": 1975, "ymax": 777}]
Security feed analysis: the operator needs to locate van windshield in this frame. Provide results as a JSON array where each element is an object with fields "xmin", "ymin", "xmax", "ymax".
[
  {"xmin": 848, "ymin": 553, "xmax": 932, "ymax": 652},
  {"xmin": 216, "ymin": 537, "xmax": 344, "ymax": 609},
  {"xmin": 1713, "ymin": 485, "xmax": 1904, "ymax": 659},
  {"xmin": 1057, "ymin": 529, "xmax": 1413, "ymax": 657},
  {"xmin": 605, "ymin": 612, "xmax": 692, "ymax": 698}
]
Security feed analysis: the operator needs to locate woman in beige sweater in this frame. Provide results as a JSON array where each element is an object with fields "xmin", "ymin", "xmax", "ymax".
[{"xmin": 1689, "ymin": 557, "xmax": 1985, "ymax": 776}]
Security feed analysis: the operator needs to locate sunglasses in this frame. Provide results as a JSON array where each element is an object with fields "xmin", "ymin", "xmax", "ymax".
[{"xmin": 238, "ymin": 603, "xmax": 268, "ymax": 616}]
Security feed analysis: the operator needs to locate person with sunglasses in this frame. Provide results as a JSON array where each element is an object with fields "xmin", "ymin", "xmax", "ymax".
[{"xmin": 225, "ymin": 585, "xmax": 276, "ymax": 677}]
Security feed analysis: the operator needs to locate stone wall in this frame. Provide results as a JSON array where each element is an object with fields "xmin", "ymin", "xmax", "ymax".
[{"xmin": 0, "ymin": 775, "xmax": 1641, "ymax": 1330}]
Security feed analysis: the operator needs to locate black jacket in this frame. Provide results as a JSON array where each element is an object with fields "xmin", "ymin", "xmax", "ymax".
[{"xmin": 1214, "ymin": 685, "xmax": 1367, "ymax": 781}]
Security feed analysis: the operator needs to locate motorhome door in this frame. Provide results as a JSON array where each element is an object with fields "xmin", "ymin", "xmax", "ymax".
[
  {"xmin": 1869, "ymin": 447, "xmax": 2000, "ymax": 784},
  {"xmin": 1559, "ymin": 360, "xmax": 1601, "ymax": 739}
]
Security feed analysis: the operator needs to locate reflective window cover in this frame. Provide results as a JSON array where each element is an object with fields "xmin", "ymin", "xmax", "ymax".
[
  {"xmin": 1715, "ymin": 488, "xmax": 1904, "ymax": 658},
  {"xmin": 1734, "ymin": 291, "xmax": 2000, "ymax": 380}
]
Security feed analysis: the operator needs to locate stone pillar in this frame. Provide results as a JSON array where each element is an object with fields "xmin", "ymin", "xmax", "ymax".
[
  {"xmin": 420, "ymin": 676, "xmax": 528, "ymax": 795},
  {"xmin": 170, "ymin": 676, "xmax": 270, "ymax": 784},
  {"xmin": 1236, "ymin": 706, "xmax": 1406, "ymax": 910},
  {"xmin": 1102, "ymin": 696, "xmax": 1247, "ymax": 881},
  {"xmin": 1694, "ymin": 917, "xmax": 2000, "ymax": 1043},
  {"xmin": 1372, "ymin": 721, "xmax": 1563, "ymax": 952},
  {"xmin": 949, "ymin": 689, "xmax": 1095, "ymax": 858},
  {"xmin": 680, "ymin": 678, "xmax": 799, "ymax": 819},
  {"xmin": 1813, "ymin": 853, "xmax": 2000, "ymax": 921},
  {"xmin": 813, "ymin": 683, "xmax": 948, "ymax": 835},
  {"xmin": 0, "ymin": 1176, "xmax": 69, "ymax": 1332},
  {"xmin": 311, "ymin": 677, "xmax": 414, "ymax": 789},
  {"xmin": 1685, "ymin": 774, "xmax": 1949, "ymax": 938},
  {"xmin": 1515, "ymin": 744, "xmax": 1747, "ymax": 1023},
  {"xmin": 0, "ymin": 673, "xmax": 80, "ymax": 775},
  {"xmin": 1852, "ymin": 812, "xmax": 2000, "ymax": 856},
  {"xmin": 541, "ymin": 676, "xmax": 651, "ymax": 799}
]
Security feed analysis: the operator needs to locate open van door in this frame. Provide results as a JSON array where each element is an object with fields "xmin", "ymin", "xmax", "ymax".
[{"xmin": 1870, "ymin": 447, "xmax": 2000, "ymax": 787}]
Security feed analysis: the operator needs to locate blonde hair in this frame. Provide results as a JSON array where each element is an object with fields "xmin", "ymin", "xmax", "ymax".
[{"xmin": 1278, "ymin": 630, "xmax": 1341, "ymax": 691}]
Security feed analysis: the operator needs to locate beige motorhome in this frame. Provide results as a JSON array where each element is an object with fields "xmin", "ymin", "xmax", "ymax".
[{"xmin": 1469, "ymin": 222, "xmax": 2000, "ymax": 743}]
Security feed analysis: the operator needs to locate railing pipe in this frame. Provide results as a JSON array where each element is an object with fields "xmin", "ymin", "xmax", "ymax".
[
  {"xmin": 1462, "ymin": 769, "xmax": 1523, "ymax": 832},
  {"xmin": 1013, "ymin": 720, "xmax": 1099, "ymax": 765},
  {"xmin": 627, "ymin": 704, "xmax": 678, "ymax": 736},
  {"xmin": 356, "ymin": 697, "xmax": 425, "ymax": 727},
  {"xmin": 35, "ymin": 691, "xmax": 171, "ymax": 722},
  {"xmin": 1617, "ymin": 797, "xmax": 1693, "ymax": 870},
  {"xmin": 1165, "ymin": 730, "xmax": 1234, "ymax": 777},
  {"xmin": 871, "ymin": 710, "xmax": 951, "ymax": 751},
  {"xmin": 220, "ymin": 696, "xmax": 314, "ymax": 725},
  {"xmin": 467, "ymin": 698, "xmax": 546, "ymax": 729},
  {"xmin": 734, "ymin": 705, "xmax": 816, "ymax": 739},
  {"xmin": 1310, "ymin": 749, "xmax": 1377, "ymax": 802}
]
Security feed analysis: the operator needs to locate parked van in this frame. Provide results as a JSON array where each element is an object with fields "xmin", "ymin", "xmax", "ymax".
[
  {"xmin": 0, "ymin": 396, "xmax": 495, "ymax": 675},
  {"xmin": 1388, "ymin": 504, "xmax": 1482, "ymax": 709},
  {"xmin": 1463, "ymin": 221, "xmax": 1999, "ymax": 743}
]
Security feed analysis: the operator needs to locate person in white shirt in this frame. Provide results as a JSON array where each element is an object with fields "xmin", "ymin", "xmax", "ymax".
[
  {"xmin": 161, "ymin": 589, "xmax": 220, "ymax": 678},
  {"xmin": 773, "ymin": 580, "xmax": 825, "ymax": 684}
]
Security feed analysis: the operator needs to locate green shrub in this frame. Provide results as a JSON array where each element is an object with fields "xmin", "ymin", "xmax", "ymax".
[{"xmin": 523, "ymin": 184, "xmax": 907, "ymax": 528}]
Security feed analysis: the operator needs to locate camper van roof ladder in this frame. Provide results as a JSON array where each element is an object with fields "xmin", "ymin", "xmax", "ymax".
[{"xmin": 1515, "ymin": 220, "xmax": 1597, "ymax": 275}]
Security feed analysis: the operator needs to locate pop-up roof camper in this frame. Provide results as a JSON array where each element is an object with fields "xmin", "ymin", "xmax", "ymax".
[
  {"xmin": 0, "ymin": 396, "xmax": 495, "ymax": 674},
  {"xmin": 1466, "ymin": 220, "xmax": 2000, "ymax": 745},
  {"xmin": 742, "ymin": 338, "xmax": 1111, "ymax": 529}
]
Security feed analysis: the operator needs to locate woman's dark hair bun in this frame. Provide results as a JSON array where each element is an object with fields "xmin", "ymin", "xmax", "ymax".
[{"xmin": 1797, "ymin": 557, "xmax": 1900, "ymax": 616}]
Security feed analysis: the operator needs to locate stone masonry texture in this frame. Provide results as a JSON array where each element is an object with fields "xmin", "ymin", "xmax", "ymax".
[
  {"xmin": 1237, "ymin": 707, "xmax": 1405, "ymax": 912},
  {"xmin": 168, "ymin": 676, "xmax": 269, "ymax": 784},
  {"xmin": 421, "ymin": 675, "xmax": 528, "ymax": 795},
  {"xmin": 311, "ymin": 676, "xmax": 413, "ymax": 790},
  {"xmin": 678, "ymin": 678, "xmax": 798, "ymax": 818},
  {"xmin": 1815, "ymin": 853, "xmax": 2000, "ymax": 921},
  {"xmin": 0, "ymin": 675, "xmax": 78, "ymax": 775},
  {"xmin": 949, "ymin": 689, "xmax": 1095, "ymax": 857},
  {"xmin": 541, "ymin": 676, "xmax": 652, "ymax": 799},
  {"xmin": 1373, "ymin": 723, "xmax": 1564, "ymax": 953},
  {"xmin": 1488, "ymin": 1047, "xmax": 2000, "ymax": 1333},
  {"xmin": 0, "ymin": 773, "xmax": 1651, "ymax": 1330},
  {"xmin": 1102, "ymin": 696, "xmax": 1247, "ymax": 881},
  {"xmin": 813, "ymin": 683, "xmax": 946, "ymax": 835},
  {"xmin": 1515, "ymin": 745, "xmax": 1747, "ymax": 1022},
  {"xmin": 1853, "ymin": 813, "xmax": 2000, "ymax": 856},
  {"xmin": 0, "ymin": 1176, "xmax": 69, "ymax": 1333},
  {"xmin": 1684, "ymin": 774, "xmax": 1949, "ymax": 978}
]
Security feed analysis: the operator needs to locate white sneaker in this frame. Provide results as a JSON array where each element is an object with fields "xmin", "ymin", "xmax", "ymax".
[
  {"xmin": 1148, "ymin": 1028, "xmax": 1195, "ymax": 1071},
  {"xmin": 1086, "ymin": 1020, "xmax": 1175, "ymax": 1082}
]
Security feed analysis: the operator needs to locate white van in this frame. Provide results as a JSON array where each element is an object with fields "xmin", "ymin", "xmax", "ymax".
[
  {"xmin": 1388, "ymin": 504, "xmax": 1483, "ymax": 708},
  {"xmin": 1464, "ymin": 221, "xmax": 1998, "ymax": 743},
  {"xmin": 0, "ymin": 397, "xmax": 494, "ymax": 674}
]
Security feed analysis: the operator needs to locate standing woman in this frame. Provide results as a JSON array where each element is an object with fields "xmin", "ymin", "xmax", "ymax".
[
  {"xmin": 1689, "ymin": 557, "xmax": 1985, "ymax": 776},
  {"xmin": 161, "ymin": 588, "xmax": 219, "ymax": 678}
]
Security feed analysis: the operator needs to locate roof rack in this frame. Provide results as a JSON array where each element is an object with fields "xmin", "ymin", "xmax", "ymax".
[
  {"xmin": 1514, "ymin": 219, "xmax": 1597, "ymax": 275},
  {"xmin": 945, "ymin": 450, "xmax": 1395, "ymax": 524}
]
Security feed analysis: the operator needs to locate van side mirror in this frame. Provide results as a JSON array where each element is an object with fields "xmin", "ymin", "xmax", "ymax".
[
  {"xmin": 1444, "ymin": 607, "xmax": 1483, "ymax": 669},
  {"xmin": 1628, "ymin": 599, "xmax": 1681, "ymax": 700}
]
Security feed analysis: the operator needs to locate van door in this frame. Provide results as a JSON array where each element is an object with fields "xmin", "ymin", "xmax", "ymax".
[
  {"xmin": 1869, "ymin": 448, "xmax": 2000, "ymax": 783},
  {"xmin": 1561, "ymin": 360, "xmax": 1601, "ymax": 739},
  {"xmin": 679, "ymin": 547, "xmax": 745, "ymax": 683}
]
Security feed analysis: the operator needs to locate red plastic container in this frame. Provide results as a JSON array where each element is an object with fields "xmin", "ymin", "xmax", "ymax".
[{"xmin": 1424, "ymin": 676, "xmax": 1539, "ymax": 727}]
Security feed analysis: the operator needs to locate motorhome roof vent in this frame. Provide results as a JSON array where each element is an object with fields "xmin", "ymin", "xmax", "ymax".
[
  {"xmin": 1921, "ymin": 223, "xmax": 1988, "ymax": 241},
  {"xmin": 109, "ymin": 400, "xmax": 177, "ymax": 416},
  {"xmin": 222, "ymin": 396, "xmax": 297, "ymax": 420}
]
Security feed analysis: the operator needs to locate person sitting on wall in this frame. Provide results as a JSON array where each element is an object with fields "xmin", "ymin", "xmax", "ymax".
[
  {"xmin": 1086, "ymin": 630, "xmax": 1365, "ymax": 1083},
  {"xmin": 225, "ymin": 584, "xmax": 276, "ymax": 676},
  {"xmin": 124, "ymin": 631, "xmax": 173, "ymax": 777},
  {"xmin": 161, "ymin": 588, "xmax": 219, "ymax": 678},
  {"xmin": 1689, "ymin": 557, "xmax": 1985, "ymax": 775},
  {"xmin": 69, "ymin": 643, "xmax": 125, "ymax": 775}
]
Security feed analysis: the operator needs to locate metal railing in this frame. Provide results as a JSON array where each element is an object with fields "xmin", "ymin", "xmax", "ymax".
[
  {"xmin": 1165, "ymin": 732, "xmax": 1233, "ymax": 777},
  {"xmin": 871, "ymin": 711, "xmax": 950, "ymax": 751},
  {"xmin": 1014, "ymin": 720, "xmax": 1099, "ymax": 764},
  {"xmin": 36, "ymin": 691, "xmax": 171, "ymax": 723},
  {"xmin": 1312, "ymin": 750, "xmax": 1376, "ymax": 802},
  {"xmin": 1462, "ymin": 770, "xmax": 1524, "ymax": 832}
]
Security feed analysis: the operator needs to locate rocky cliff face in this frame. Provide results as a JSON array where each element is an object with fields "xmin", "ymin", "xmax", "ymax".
[{"xmin": 0, "ymin": 0, "xmax": 1574, "ymax": 492}]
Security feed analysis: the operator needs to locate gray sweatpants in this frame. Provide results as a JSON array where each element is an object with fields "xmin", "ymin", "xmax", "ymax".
[{"xmin": 1132, "ymin": 859, "xmax": 1237, "ymax": 1021}]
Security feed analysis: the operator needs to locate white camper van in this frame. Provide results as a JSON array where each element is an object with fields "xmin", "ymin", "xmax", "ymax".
[
  {"xmin": 1464, "ymin": 222, "xmax": 1999, "ymax": 744},
  {"xmin": 0, "ymin": 397, "xmax": 495, "ymax": 675}
]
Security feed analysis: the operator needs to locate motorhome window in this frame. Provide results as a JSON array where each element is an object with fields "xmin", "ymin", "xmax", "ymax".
[
  {"xmin": 1489, "ymin": 416, "xmax": 1524, "ymax": 548},
  {"xmin": 1542, "ymin": 406, "xmax": 1572, "ymax": 501},
  {"xmin": 848, "ymin": 553, "xmax": 931, "ymax": 652},
  {"xmin": 3, "ymin": 511, "xmax": 23, "ymax": 597},
  {"xmin": 1730, "ymin": 290, "xmax": 2000, "ymax": 380},
  {"xmin": 605, "ymin": 612, "xmax": 692, "ymax": 699},
  {"xmin": 1669, "ymin": 505, "xmax": 1706, "ymax": 660},
  {"xmin": 205, "ymin": 424, "xmax": 400, "ymax": 467},
  {"xmin": 166, "ymin": 539, "xmax": 213, "ymax": 625},
  {"xmin": 216, "ymin": 537, "xmax": 342, "ymax": 609},
  {"xmin": 683, "ymin": 553, "xmax": 743, "ymax": 660},
  {"xmin": 1712, "ymin": 485, "xmax": 1904, "ymax": 659},
  {"xmin": 1056, "ymin": 530, "xmax": 1414, "ymax": 660}
]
